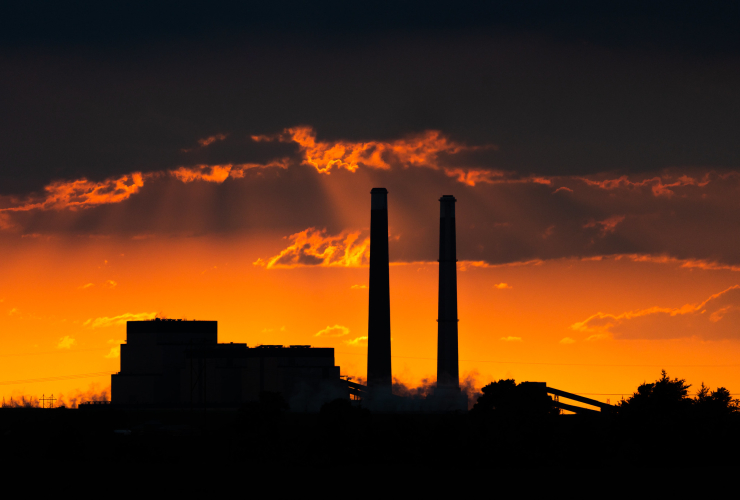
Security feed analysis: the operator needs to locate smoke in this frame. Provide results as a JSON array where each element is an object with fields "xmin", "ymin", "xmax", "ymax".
[
  {"xmin": 461, "ymin": 371, "xmax": 484, "ymax": 411},
  {"xmin": 392, "ymin": 377, "xmax": 437, "ymax": 399},
  {"xmin": 390, "ymin": 370, "xmax": 485, "ymax": 410},
  {"xmin": 55, "ymin": 383, "xmax": 111, "ymax": 409},
  {"xmin": 1, "ymin": 384, "xmax": 111, "ymax": 408},
  {"xmin": 1, "ymin": 395, "xmax": 40, "ymax": 408}
]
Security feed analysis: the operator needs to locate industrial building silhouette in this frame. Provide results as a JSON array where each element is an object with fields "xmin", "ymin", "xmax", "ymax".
[
  {"xmin": 112, "ymin": 189, "xmax": 465, "ymax": 410},
  {"xmin": 112, "ymin": 320, "xmax": 347, "ymax": 410}
]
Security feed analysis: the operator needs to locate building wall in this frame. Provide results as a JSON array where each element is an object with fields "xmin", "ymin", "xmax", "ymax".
[{"xmin": 112, "ymin": 320, "xmax": 347, "ymax": 409}]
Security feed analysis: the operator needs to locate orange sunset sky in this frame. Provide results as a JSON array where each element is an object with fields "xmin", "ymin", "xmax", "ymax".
[
  {"xmin": 3, "ymin": 3, "xmax": 740, "ymax": 406},
  {"xmin": 3, "ymin": 128, "xmax": 740, "ymax": 404}
]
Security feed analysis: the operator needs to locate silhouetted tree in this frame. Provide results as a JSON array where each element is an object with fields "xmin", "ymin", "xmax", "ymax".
[
  {"xmin": 471, "ymin": 379, "xmax": 559, "ymax": 418},
  {"xmin": 618, "ymin": 370, "xmax": 693, "ymax": 417},
  {"xmin": 694, "ymin": 383, "xmax": 739, "ymax": 418}
]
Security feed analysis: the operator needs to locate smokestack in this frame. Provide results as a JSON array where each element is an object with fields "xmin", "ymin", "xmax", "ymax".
[
  {"xmin": 437, "ymin": 195, "xmax": 459, "ymax": 393},
  {"xmin": 367, "ymin": 187, "xmax": 392, "ymax": 394}
]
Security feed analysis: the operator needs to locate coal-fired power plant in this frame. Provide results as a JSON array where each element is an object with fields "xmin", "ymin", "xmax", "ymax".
[
  {"xmin": 436, "ymin": 195, "xmax": 460, "ymax": 395},
  {"xmin": 113, "ymin": 188, "xmax": 472, "ymax": 411},
  {"xmin": 367, "ymin": 187, "xmax": 393, "ymax": 395},
  {"xmin": 108, "ymin": 189, "xmax": 614, "ymax": 414}
]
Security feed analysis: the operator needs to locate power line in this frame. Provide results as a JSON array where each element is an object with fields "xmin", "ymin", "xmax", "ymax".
[
  {"xmin": 335, "ymin": 351, "xmax": 740, "ymax": 368},
  {"xmin": 0, "ymin": 371, "xmax": 113, "ymax": 386},
  {"xmin": 0, "ymin": 348, "xmax": 110, "ymax": 358}
]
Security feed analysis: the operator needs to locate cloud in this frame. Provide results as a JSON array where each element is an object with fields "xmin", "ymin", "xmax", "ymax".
[
  {"xmin": 613, "ymin": 254, "xmax": 740, "ymax": 272},
  {"xmin": 169, "ymin": 160, "xmax": 290, "ymax": 184},
  {"xmin": 84, "ymin": 311, "xmax": 157, "ymax": 328},
  {"xmin": 579, "ymin": 174, "xmax": 710, "ymax": 197},
  {"xmin": 254, "ymin": 126, "xmax": 502, "ymax": 185},
  {"xmin": 583, "ymin": 215, "xmax": 625, "ymax": 236},
  {"xmin": 572, "ymin": 285, "xmax": 740, "ymax": 340},
  {"xmin": 344, "ymin": 336, "xmax": 368, "ymax": 346},
  {"xmin": 559, "ymin": 337, "xmax": 576, "ymax": 344},
  {"xmin": 104, "ymin": 347, "xmax": 120, "ymax": 358},
  {"xmin": 0, "ymin": 212, "xmax": 14, "ymax": 230},
  {"xmin": 198, "ymin": 134, "xmax": 227, "ymax": 147},
  {"xmin": 254, "ymin": 126, "xmax": 483, "ymax": 174},
  {"xmin": 57, "ymin": 336, "xmax": 76, "ymax": 349},
  {"xmin": 0, "ymin": 173, "xmax": 148, "ymax": 214},
  {"xmin": 0, "ymin": 158, "xmax": 289, "ymax": 224},
  {"xmin": 351, "ymin": 284, "xmax": 367, "ymax": 289},
  {"xmin": 6, "ymin": 132, "xmax": 740, "ymax": 277},
  {"xmin": 170, "ymin": 165, "xmax": 232, "ymax": 183},
  {"xmin": 104, "ymin": 280, "xmax": 117, "ymax": 288},
  {"xmin": 444, "ymin": 168, "xmax": 551, "ymax": 187},
  {"xmin": 78, "ymin": 283, "xmax": 94, "ymax": 290},
  {"xmin": 315, "ymin": 324, "xmax": 350, "ymax": 337},
  {"xmin": 493, "ymin": 282, "xmax": 512, "ymax": 289},
  {"xmin": 255, "ymin": 228, "xmax": 369, "ymax": 269},
  {"xmin": 500, "ymin": 336, "xmax": 522, "ymax": 342}
]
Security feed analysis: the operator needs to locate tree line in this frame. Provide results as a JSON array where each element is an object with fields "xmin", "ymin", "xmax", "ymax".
[{"xmin": 472, "ymin": 370, "xmax": 740, "ymax": 419}]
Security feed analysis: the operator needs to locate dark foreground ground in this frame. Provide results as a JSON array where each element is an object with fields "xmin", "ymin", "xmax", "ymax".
[{"xmin": 2, "ymin": 403, "xmax": 739, "ymax": 470}]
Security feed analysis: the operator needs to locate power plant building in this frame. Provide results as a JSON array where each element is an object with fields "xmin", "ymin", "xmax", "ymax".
[{"xmin": 112, "ymin": 319, "xmax": 347, "ymax": 409}]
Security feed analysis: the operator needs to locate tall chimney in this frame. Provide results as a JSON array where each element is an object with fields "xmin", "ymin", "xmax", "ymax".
[
  {"xmin": 367, "ymin": 187, "xmax": 392, "ymax": 394},
  {"xmin": 437, "ymin": 195, "xmax": 459, "ymax": 392}
]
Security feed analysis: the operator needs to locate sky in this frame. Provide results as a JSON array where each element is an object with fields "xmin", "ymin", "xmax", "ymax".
[{"xmin": 2, "ymin": 1, "xmax": 740, "ymax": 405}]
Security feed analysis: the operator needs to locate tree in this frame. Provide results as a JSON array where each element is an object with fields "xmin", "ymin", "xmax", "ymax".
[
  {"xmin": 472, "ymin": 379, "xmax": 559, "ymax": 417},
  {"xmin": 619, "ymin": 370, "xmax": 693, "ymax": 416},
  {"xmin": 618, "ymin": 370, "xmax": 692, "ymax": 417},
  {"xmin": 694, "ymin": 383, "xmax": 739, "ymax": 417}
]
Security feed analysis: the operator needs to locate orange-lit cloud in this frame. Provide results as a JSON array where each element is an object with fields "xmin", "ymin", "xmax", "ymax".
[
  {"xmin": 351, "ymin": 284, "xmax": 367, "ymax": 289},
  {"xmin": 104, "ymin": 339, "xmax": 125, "ymax": 360},
  {"xmin": 229, "ymin": 159, "xmax": 290, "ymax": 178},
  {"xmin": 559, "ymin": 337, "xmax": 576, "ymax": 344},
  {"xmin": 180, "ymin": 134, "xmax": 228, "ymax": 152},
  {"xmin": 583, "ymin": 215, "xmax": 625, "ymax": 236},
  {"xmin": 605, "ymin": 254, "xmax": 740, "ymax": 272},
  {"xmin": 84, "ymin": 312, "xmax": 157, "ymax": 329},
  {"xmin": 253, "ymin": 126, "xmax": 487, "ymax": 177},
  {"xmin": 572, "ymin": 285, "xmax": 740, "ymax": 340},
  {"xmin": 493, "ymin": 282, "xmax": 512, "ymax": 289},
  {"xmin": 57, "ymin": 336, "xmax": 76, "ymax": 349},
  {"xmin": 78, "ymin": 283, "xmax": 94, "ymax": 290},
  {"xmin": 0, "ymin": 173, "xmax": 148, "ymax": 214},
  {"xmin": 578, "ymin": 173, "xmax": 712, "ymax": 197},
  {"xmin": 255, "ymin": 228, "xmax": 369, "ymax": 269},
  {"xmin": 314, "ymin": 324, "xmax": 350, "ymax": 337},
  {"xmin": 104, "ymin": 347, "xmax": 120, "ymax": 358},
  {"xmin": 344, "ymin": 336, "xmax": 368, "ymax": 346},
  {"xmin": 171, "ymin": 165, "xmax": 232, "ymax": 183},
  {"xmin": 459, "ymin": 260, "xmax": 545, "ymax": 271},
  {"xmin": 169, "ymin": 159, "xmax": 289, "ymax": 183},
  {"xmin": 444, "ymin": 168, "xmax": 551, "ymax": 187},
  {"xmin": 198, "ymin": 134, "xmax": 227, "ymax": 147},
  {"xmin": 500, "ymin": 336, "xmax": 522, "ymax": 342}
]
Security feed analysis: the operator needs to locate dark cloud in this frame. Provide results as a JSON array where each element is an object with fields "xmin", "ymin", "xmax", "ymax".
[
  {"xmin": 2, "ymin": 2, "xmax": 740, "ymax": 195},
  {"xmin": 5, "ymin": 155, "xmax": 740, "ymax": 269}
]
